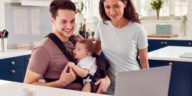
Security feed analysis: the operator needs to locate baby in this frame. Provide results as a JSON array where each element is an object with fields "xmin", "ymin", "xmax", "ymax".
[{"xmin": 67, "ymin": 39, "xmax": 97, "ymax": 92}]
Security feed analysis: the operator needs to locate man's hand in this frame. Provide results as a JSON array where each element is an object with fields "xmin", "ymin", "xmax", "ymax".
[
  {"xmin": 58, "ymin": 65, "xmax": 76, "ymax": 87},
  {"xmin": 95, "ymin": 76, "xmax": 111, "ymax": 94}
]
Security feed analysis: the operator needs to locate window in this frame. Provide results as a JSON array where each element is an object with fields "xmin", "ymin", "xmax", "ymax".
[{"xmin": 138, "ymin": 0, "xmax": 188, "ymax": 17}]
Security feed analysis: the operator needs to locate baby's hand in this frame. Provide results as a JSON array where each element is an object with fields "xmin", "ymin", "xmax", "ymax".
[{"xmin": 67, "ymin": 62, "xmax": 76, "ymax": 68}]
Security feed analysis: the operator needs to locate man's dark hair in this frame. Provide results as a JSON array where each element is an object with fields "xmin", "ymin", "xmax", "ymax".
[{"xmin": 49, "ymin": 0, "xmax": 76, "ymax": 18}]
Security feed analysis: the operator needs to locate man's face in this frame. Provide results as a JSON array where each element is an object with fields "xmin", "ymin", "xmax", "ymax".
[{"xmin": 52, "ymin": 9, "xmax": 75, "ymax": 38}]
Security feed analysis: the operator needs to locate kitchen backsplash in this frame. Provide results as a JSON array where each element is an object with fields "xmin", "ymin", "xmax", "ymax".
[{"xmin": 5, "ymin": 3, "xmax": 51, "ymax": 47}]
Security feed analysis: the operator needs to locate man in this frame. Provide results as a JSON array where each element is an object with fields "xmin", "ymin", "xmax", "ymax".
[{"xmin": 24, "ymin": 0, "xmax": 110, "ymax": 93}]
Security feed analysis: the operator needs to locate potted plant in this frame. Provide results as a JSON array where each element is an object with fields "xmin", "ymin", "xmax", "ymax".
[
  {"xmin": 150, "ymin": 0, "xmax": 163, "ymax": 19},
  {"xmin": 181, "ymin": 15, "xmax": 187, "ymax": 36},
  {"xmin": 75, "ymin": 0, "xmax": 84, "ymax": 15}
]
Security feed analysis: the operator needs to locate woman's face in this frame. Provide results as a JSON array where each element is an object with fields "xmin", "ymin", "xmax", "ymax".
[
  {"xmin": 51, "ymin": 9, "xmax": 75, "ymax": 38},
  {"xmin": 104, "ymin": 0, "xmax": 126, "ymax": 23}
]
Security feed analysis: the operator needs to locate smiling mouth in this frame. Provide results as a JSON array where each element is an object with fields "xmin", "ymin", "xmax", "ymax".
[
  {"xmin": 63, "ymin": 30, "xmax": 72, "ymax": 33},
  {"xmin": 62, "ymin": 28, "xmax": 73, "ymax": 33}
]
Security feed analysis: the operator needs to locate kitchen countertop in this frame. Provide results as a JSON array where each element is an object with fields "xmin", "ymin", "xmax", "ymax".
[
  {"xmin": 148, "ymin": 46, "xmax": 192, "ymax": 62},
  {"xmin": 0, "ymin": 79, "xmax": 111, "ymax": 96},
  {"xmin": 0, "ymin": 49, "xmax": 31, "ymax": 59}
]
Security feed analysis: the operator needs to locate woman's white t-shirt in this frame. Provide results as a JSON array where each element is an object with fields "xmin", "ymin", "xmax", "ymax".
[{"xmin": 95, "ymin": 21, "xmax": 148, "ymax": 81}]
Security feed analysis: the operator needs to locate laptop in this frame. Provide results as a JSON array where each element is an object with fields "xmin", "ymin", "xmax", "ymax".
[{"xmin": 115, "ymin": 66, "xmax": 171, "ymax": 96}]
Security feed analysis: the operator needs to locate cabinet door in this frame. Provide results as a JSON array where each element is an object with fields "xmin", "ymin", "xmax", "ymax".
[
  {"xmin": 0, "ymin": 67, "xmax": 24, "ymax": 82},
  {"xmin": 148, "ymin": 39, "xmax": 192, "ymax": 52},
  {"xmin": 149, "ymin": 60, "xmax": 175, "ymax": 67},
  {"xmin": 0, "ymin": 56, "xmax": 25, "ymax": 82},
  {"xmin": 148, "ymin": 40, "xmax": 168, "ymax": 52},
  {"xmin": 0, "ymin": 56, "xmax": 25, "ymax": 69},
  {"xmin": 168, "ymin": 62, "xmax": 192, "ymax": 96},
  {"xmin": 168, "ymin": 40, "xmax": 192, "ymax": 46}
]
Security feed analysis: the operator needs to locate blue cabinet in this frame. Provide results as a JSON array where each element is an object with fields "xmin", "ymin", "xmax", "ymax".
[
  {"xmin": 150, "ymin": 60, "xmax": 192, "ymax": 96},
  {"xmin": 168, "ymin": 62, "xmax": 192, "ymax": 96},
  {"xmin": 149, "ymin": 60, "xmax": 192, "ymax": 68},
  {"xmin": 149, "ymin": 60, "xmax": 173, "ymax": 67},
  {"xmin": 0, "ymin": 55, "xmax": 30, "ymax": 82},
  {"xmin": 148, "ymin": 39, "xmax": 192, "ymax": 52}
]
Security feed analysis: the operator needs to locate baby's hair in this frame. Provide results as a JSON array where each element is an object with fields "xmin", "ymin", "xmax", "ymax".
[{"xmin": 77, "ymin": 39, "xmax": 95, "ymax": 54}]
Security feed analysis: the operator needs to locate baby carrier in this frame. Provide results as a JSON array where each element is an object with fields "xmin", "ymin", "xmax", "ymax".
[{"xmin": 47, "ymin": 33, "xmax": 110, "ymax": 92}]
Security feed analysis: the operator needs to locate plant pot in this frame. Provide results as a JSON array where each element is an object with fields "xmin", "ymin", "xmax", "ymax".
[{"xmin": 156, "ymin": 9, "xmax": 160, "ymax": 20}]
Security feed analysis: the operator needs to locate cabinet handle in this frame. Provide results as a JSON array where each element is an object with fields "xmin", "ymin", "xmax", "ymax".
[
  {"xmin": 161, "ymin": 41, "xmax": 164, "ymax": 44},
  {"xmin": 10, "ymin": 69, "xmax": 16, "ymax": 74},
  {"xmin": 164, "ymin": 41, "xmax": 167, "ymax": 45},
  {"xmin": 169, "ymin": 62, "xmax": 173, "ymax": 66},
  {"xmin": 161, "ymin": 41, "xmax": 168, "ymax": 45},
  {"xmin": 188, "ymin": 42, "xmax": 192, "ymax": 46},
  {"xmin": 11, "ymin": 61, "xmax": 16, "ymax": 65}
]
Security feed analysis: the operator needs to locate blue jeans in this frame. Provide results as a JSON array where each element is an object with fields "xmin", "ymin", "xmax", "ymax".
[{"xmin": 106, "ymin": 81, "xmax": 115, "ymax": 95}]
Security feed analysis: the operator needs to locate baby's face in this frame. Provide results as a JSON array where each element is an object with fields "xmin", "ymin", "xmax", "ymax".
[{"xmin": 73, "ymin": 42, "xmax": 90, "ymax": 60}]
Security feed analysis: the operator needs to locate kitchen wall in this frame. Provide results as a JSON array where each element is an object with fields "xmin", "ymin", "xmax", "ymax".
[
  {"xmin": 0, "ymin": 0, "xmax": 51, "ymax": 49},
  {"xmin": 141, "ymin": 5, "xmax": 192, "ymax": 36},
  {"xmin": 92, "ymin": 0, "xmax": 192, "ymax": 36},
  {"xmin": 1, "ymin": 0, "xmax": 192, "ymax": 49},
  {"xmin": 141, "ymin": 19, "xmax": 187, "ymax": 35},
  {"xmin": 0, "ymin": 0, "xmax": 21, "ymax": 30}
]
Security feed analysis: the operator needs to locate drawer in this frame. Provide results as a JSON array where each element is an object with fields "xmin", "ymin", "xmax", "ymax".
[
  {"xmin": 148, "ymin": 39, "xmax": 192, "ymax": 52},
  {"xmin": 149, "ymin": 60, "xmax": 175, "ymax": 67},
  {"xmin": 0, "ymin": 56, "xmax": 25, "ymax": 69},
  {"xmin": 0, "ymin": 67, "xmax": 25, "ymax": 82},
  {"xmin": 168, "ymin": 40, "xmax": 192, "ymax": 46}
]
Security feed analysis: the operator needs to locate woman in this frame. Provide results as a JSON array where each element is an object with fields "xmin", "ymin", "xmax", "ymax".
[{"xmin": 95, "ymin": 0, "xmax": 149, "ymax": 94}]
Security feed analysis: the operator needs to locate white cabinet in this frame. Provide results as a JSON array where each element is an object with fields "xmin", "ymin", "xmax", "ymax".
[
  {"xmin": 21, "ymin": 0, "xmax": 52, "ymax": 6},
  {"xmin": 0, "ymin": 0, "xmax": 6, "ymax": 30}
]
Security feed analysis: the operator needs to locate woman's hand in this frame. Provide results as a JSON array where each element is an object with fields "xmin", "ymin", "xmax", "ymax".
[{"xmin": 95, "ymin": 76, "xmax": 111, "ymax": 94}]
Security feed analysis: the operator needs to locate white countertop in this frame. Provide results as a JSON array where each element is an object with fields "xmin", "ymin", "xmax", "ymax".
[
  {"xmin": 0, "ymin": 80, "xmax": 111, "ymax": 96},
  {"xmin": 148, "ymin": 46, "xmax": 192, "ymax": 62},
  {"xmin": 0, "ymin": 49, "xmax": 31, "ymax": 59}
]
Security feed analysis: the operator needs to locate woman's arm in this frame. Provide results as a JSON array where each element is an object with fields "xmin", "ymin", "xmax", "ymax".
[
  {"xmin": 95, "ymin": 75, "xmax": 111, "ymax": 93},
  {"xmin": 138, "ymin": 48, "xmax": 149, "ymax": 69},
  {"xmin": 95, "ymin": 40, "xmax": 111, "ymax": 93},
  {"xmin": 95, "ymin": 40, "xmax": 101, "ymax": 54},
  {"xmin": 24, "ymin": 66, "xmax": 76, "ymax": 88},
  {"xmin": 67, "ymin": 62, "xmax": 89, "ymax": 78}
]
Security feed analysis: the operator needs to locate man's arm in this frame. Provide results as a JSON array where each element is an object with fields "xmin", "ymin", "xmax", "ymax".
[{"xmin": 24, "ymin": 66, "xmax": 76, "ymax": 88}]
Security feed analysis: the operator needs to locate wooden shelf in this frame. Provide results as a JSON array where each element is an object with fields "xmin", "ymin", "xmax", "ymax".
[{"xmin": 148, "ymin": 34, "xmax": 178, "ymax": 38}]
